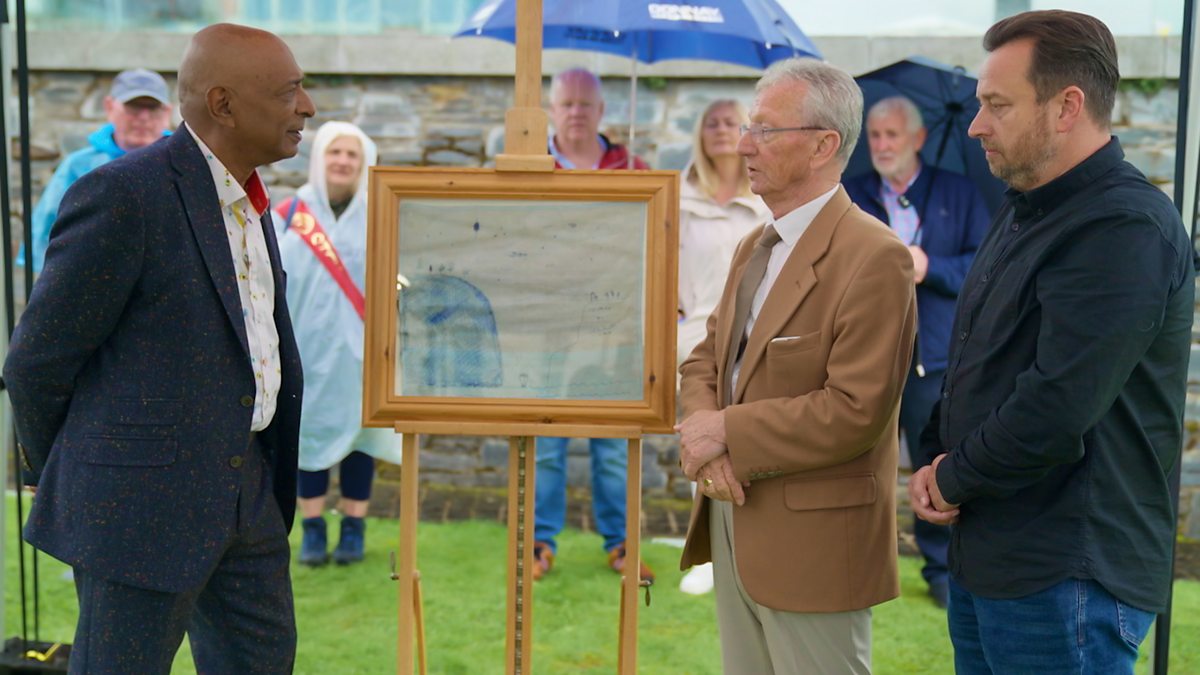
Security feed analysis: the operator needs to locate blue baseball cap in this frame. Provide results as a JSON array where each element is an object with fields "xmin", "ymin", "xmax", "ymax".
[{"xmin": 110, "ymin": 68, "xmax": 170, "ymax": 105}]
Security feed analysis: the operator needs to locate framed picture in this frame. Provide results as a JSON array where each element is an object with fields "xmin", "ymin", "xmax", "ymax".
[{"xmin": 363, "ymin": 168, "xmax": 679, "ymax": 433}]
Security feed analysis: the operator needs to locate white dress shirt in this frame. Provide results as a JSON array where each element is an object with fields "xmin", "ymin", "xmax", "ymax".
[
  {"xmin": 731, "ymin": 185, "xmax": 839, "ymax": 393},
  {"xmin": 187, "ymin": 125, "xmax": 281, "ymax": 432}
]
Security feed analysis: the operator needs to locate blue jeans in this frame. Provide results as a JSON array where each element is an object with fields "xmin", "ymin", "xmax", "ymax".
[
  {"xmin": 948, "ymin": 577, "xmax": 1155, "ymax": 674},
  {"xmin": 534, "ymin": 437, "xmax": 627, "ymax": 554}
]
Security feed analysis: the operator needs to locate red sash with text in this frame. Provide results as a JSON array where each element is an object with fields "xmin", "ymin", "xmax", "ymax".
[{"xmin": 276, "ymin": 198, "xmax": 365, "ymax": 320}]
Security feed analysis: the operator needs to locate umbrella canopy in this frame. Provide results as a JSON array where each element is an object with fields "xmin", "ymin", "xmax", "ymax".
[
  {"xmin": 457, "ymin": 0, "xmax": 821, "ymax": 167},
  {"xmin": 844, "ymin": 56, "xmax": 1007, "ymax": 215},
  {"xmin": 457, "ymin": 0, "xmax": 822, "ymax": 68}
]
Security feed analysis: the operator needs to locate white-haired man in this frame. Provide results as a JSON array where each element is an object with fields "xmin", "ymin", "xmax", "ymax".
[
  {"xmin": 844, "ymin": 95, "xmax": 991, "ymax": 609},
  {"xmin": 676, "ymin": 58, "xmax": 916, "ymax": 672}
]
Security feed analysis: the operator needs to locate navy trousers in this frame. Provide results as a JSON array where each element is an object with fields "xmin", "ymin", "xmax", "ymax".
[
  {"xmin": 900, "ymin": 366, "xmax": 950, "ymax": 589},
  {"xmin": 69, "ymin": 440, "xmax": 295, "ymax": 675}
]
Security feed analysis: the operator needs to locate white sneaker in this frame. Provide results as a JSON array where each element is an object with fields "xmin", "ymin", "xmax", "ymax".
[{"xmin": 679, "ymin": 562, "xmax": 714, "ymax": 595}]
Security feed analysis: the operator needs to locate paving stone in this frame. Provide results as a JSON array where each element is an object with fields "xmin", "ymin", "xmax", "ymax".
[
  {"xmin": 378, "ymin": 149, "xmax": 424, "ymax": 166},
  {"xmin": 481, "ymin": 439, "xmax": 510, "ymax": 468},
  {"xmin": 426, "ymin": 149, "xmax": 481, "ymax": 166},
  {"xmin": 453, "ymin": 139, "xmax": 484, "ymax": 155},
  {"xmin": 419, "ymin": 451, "xmax": 475, "ymax": 473}
]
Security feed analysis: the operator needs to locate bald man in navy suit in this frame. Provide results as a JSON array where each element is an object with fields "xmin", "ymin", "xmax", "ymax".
[{"xmin": 4, "ymin": 24, "xmax": 314, "ymax": 674}]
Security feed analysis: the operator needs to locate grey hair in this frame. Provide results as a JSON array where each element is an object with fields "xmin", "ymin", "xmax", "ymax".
[
  {"xmin": 756, "ymin": 58, "xmax": 863, "ymax": 167},
  {"xmin": 550, "ymin": 67, "xmax": 602, "ymax": 100},
  {"xmin": 868, "ymin": 96, "xmax": 924, "ymax": 134}
]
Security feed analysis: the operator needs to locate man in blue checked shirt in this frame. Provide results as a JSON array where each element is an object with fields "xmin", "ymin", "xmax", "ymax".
[{"xmin": 844, "ymin": 95, "xmax": 990, "ymax": 609}]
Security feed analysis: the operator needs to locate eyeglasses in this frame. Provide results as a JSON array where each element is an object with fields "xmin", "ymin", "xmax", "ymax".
[{"xmin": 739, "ymin": 123, "xmax": 828, "ymax": 143}]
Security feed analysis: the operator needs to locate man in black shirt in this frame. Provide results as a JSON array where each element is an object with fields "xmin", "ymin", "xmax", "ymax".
[{"xmin": 908, "ymin": 10, "xmax": 1194, "ymax": 673}]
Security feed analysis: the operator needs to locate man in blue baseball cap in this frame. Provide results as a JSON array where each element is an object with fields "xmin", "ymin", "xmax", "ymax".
[{"xmin": 24, "ymin": 68, "xmax": 173, "ymax": 272}]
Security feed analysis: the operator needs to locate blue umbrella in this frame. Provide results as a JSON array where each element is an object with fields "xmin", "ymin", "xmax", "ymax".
[
  {"xmin": 844, "ymin": 56, "xmax": 1007, "ymax": 215},
  {"xmin": 457, "ymin": 0, "xmax": 821, "ymax": 163},
  {"xmin": 458, "ymin": 0, "xmax": 821, "ymax": 68}
]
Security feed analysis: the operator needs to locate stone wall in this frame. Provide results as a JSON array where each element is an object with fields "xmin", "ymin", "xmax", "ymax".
[
  {"xmin": 11, "ymin": 70, "xmax": 1200, "ymax": 539},
  {"xmin": 20, "ymin": 72, "xmax": 1183, "ymax": 194}
]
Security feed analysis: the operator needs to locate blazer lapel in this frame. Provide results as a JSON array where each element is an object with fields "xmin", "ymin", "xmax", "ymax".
[
  {"xmin": 260, "ymin": 208, "xmax": 286, "ymax": 291},
  {"xmin": 169, "ymin": 129, "xmax": 251, "ymax": 359},
  {"xmin": 732, "ymin": 188, "xmax": 851, "ymax": 403},
  {"xmin": 260, "ymin": 208, "xmax": 295, "ymax": 340}
]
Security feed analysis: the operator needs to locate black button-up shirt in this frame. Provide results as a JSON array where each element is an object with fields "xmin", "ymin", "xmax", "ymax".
[{"xmin": 925, "ymin": 138, "xmax": 1195, "ymax": 612}]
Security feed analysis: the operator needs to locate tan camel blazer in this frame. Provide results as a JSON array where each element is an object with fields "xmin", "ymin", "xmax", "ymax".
[{"xmin": 679, "ymin": 187, "xmax": 917, "ymax": 613}]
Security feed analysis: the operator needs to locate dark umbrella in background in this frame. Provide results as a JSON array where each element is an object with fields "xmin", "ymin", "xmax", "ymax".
[
  {"xmin": 844, "ymin": 56, "xmax": 1006, "ymax": 215},
  {"xmin": 456, "ymin": 0, "xmax": 822, "ymax": 165}
]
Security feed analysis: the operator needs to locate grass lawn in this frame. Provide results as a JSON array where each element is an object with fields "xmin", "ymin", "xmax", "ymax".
[{"xmin": 3, "ymin": 498, "xmax": 1196, "ymax": 673}]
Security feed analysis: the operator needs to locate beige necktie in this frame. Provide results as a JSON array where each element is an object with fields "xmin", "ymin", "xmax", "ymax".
[{"xmin": 724, "ymin": 224, "xmax": 782, "ymax": 402}]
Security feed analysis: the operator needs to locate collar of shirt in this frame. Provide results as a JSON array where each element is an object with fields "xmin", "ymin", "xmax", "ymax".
[
  {"xmin": 1008, "ymin": 136, "xmax": 1123, "ymax": 221},
  {"xmin": 548, "ymin": 133, "xmax": 609, "ymax": 170},
  {"xmin": 769, "ymin": 184, "xmax": 841, "ymax": 247},
  {"xmin": 185, "ymin": 124, "xmax": 271, "ymax": 215},
  {"xmin": 880, "ymin": 164, "xmax": 922, "ymax": 201}
]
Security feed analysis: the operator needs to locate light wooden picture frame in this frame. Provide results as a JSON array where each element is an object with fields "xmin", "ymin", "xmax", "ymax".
[{"xmin": 363, "ymin": 168, "xmax": 679, "ymax": 433}]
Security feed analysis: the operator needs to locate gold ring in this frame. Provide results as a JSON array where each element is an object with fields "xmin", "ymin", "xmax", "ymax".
[{"xmin": 704, "ymin": 478, "xmax": 714, "ymax": 487}]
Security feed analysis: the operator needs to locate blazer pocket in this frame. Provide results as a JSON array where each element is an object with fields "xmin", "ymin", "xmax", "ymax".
[
  {"xmin": 783, "ymin": 473, "xmax": 877, "ymax": 511},
  {"xmin": 766, "ymin": 330, "xmax": 821, "ymax": 358},
  {"xmin": 103, "ymin": 398, "xmax": 184, "ymax": 426},
  {"xmin": 78, "ymin": 435, "xmax": 179, "ymax": 467}
]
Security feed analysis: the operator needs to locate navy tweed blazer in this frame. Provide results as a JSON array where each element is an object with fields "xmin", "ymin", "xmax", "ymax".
[{"xmin": 4, "ymin": 128, "xmax": 303, "ymax": 594}]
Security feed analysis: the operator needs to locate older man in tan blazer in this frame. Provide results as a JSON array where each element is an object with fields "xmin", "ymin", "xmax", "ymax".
[{"xmin": 676, "ymin": 58, "xmax": 917, "ymax": 674}]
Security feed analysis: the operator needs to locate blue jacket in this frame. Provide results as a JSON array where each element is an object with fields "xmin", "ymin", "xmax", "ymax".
[
  {"xmin": 25, "ymin": 123, "xmax": 170, "ymax": 272},
  {"xmin": 844, "ymin": 165, "xmax": 991, "ymax": 373},
  {"xmin": 4, "ymin": 128, "xmax": 302, "ymax": 593}
]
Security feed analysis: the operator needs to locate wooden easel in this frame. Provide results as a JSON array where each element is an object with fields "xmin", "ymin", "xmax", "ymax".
[
  {"xmin": 394, "ymin": 422, "xmax": 648, "ymax": 674},
  {"xmin": 392, "ymin": 1, "xmax": 652, "ymax": 672}
]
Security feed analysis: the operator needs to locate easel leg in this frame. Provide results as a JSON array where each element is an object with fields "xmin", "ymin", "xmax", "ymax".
[
  {"xmin": 398, "ymin": 433, "xmax": 420, "ymax": 675},
  {"xmin": 617, "ymin": 436, "xmax": 642, "ymax": 674},
  {"xmin": 506, "ymin": 436, "xmax": 537, "ymax": 674},
  {"xmin": 413, "ymin": 572, "xmax": 427, "ymax": 675}
]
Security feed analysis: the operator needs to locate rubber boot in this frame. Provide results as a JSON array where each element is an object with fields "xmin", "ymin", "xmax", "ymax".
[
  {"xmin": 333, "ymin": 516, "xmax": 366, "ymax": 565},
  {"xmin": 299, "ymin": 516, "xmax": 329, "ymax": 567}
]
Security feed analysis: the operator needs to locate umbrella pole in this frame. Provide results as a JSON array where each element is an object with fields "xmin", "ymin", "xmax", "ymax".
[{"xmin": 628, "ymin": 46, "xmax": 637, "ymax": 169}]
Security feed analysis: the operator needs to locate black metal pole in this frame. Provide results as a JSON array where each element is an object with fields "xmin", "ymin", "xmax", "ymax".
[
  {"xmin": 15, "ymin": 0, "xmax": 30, "ymax": 301},
  {"xmin": 0, "ymin": 0, "xmax": 14, "ymax": 341},
  {"xmin": 1177, "ymin": 2, "xmax": 1197, "ymax": 219},
  {"xmin": 1162, "ymin": 1, "xmax": 1196, "ymax": 673},
  {"xmin": 0, "ymin": 8, "xmax": 32, "ymax": 651},
  {"xmin": 11, "ymin": 0, "xmax": 34, "ymax": 650}
]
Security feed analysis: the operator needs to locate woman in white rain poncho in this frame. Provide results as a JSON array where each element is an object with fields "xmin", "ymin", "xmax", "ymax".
[{"xmin": 274, "ymin": 121, "xmax": 399, "ymax": 567}]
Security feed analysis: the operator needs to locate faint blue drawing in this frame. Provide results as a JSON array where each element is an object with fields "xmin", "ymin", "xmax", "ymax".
[{"xmin": 399, "ymin": 274, "xmax": 503, "ymax": 393}]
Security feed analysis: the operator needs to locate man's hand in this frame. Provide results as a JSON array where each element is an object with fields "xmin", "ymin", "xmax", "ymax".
[
  {"xmin": 927, "ymin": 453, "xmax": 958, "ymax": 513},
  {"xmin": 696, "ymin": 454, "xmax": 749, "ymax": 506},
  {"xmin": 675, "ymin": 409, "xmax": 727, "ymax": 479},
  {"xmin": 908, "ymin": 453, "xmax": 959, "ymax": 525},
  {"xmin": 908, "ymin": 245, "xmax": 928, "ymax": 284}
]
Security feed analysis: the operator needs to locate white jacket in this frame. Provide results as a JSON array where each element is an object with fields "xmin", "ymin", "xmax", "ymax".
[{"xmin": 677, "ymin": 172, "xmax": 770, "ymax": 367}]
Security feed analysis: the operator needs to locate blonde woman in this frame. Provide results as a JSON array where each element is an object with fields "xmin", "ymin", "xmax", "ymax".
[
  {"xmin": 677, "ymin": 99, "xmax": 771, "ymax": 367},
  {"xmin": 677, "ymin": 99, "xmax": 769, "ymax": 595}
]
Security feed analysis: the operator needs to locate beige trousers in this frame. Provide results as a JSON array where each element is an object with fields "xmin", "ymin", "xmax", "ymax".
[{"xmin": 709, "ymin": 500, "xmax": 872, "ymax": 674}]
